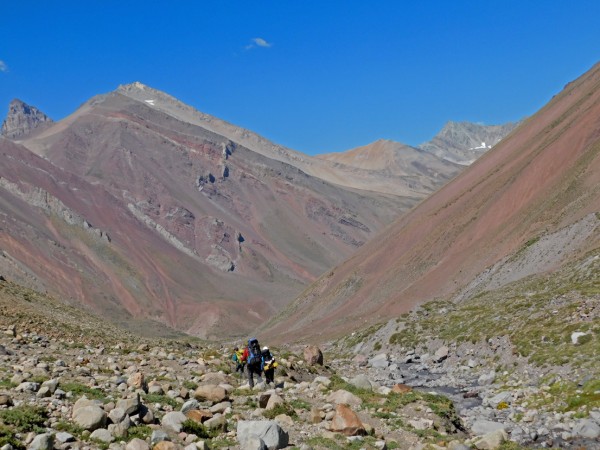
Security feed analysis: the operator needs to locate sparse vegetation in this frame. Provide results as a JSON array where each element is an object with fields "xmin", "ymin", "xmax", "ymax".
[
  {"xmin": 180, "ymin": 419, "xmax": 218, "ymax": 438},
  {"xmin": 0, "ymin": 405, "xmax": 48, "ymax": 433},
  {"xmin": 262, "ymin": 402, "xmax": 297, "ymax": 419},
  {"xmin": 61, "ymin": 382, "xmax": 107, "ymax": 401}
]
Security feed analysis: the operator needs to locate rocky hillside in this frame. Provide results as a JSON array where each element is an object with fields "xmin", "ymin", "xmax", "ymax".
[
  {"xmin": 316, "ymin": 140, "xmax": 463, "ymax": 197},
  {"xmin": 1, "ymin": 100, "xmax": 53, "ymax": 140},
  {"xmin": 0, "ymin": 85, "xmax": 407, "ymax": 339},
  {"xmin": 1, "ymin": 278, "xmax": 598, "ymax": 449},
  {"xmin": 265, "ymin": 62, "xmax": 600, "ymax": 343},
  {"xmin": 419, "ymin": 121, "xmax": 519, "ymax": 165}
]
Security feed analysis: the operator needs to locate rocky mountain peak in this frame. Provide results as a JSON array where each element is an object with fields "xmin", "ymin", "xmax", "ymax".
[
  {"xmin": 1, "ymin": 99, "xmax": 53, "ymax": 139},
  {"xmin": 419, "ymin": 120, "xmax": 520, "ymax": 165}
]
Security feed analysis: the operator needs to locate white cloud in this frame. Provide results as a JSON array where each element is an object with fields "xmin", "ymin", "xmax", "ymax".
[
  {"xmin": 245, "ymin": 37, "xmax": 273, "ymax": 50},
  {"xmin": 0, "ymin": 60, "xmax": 7, "ymax": 72}
]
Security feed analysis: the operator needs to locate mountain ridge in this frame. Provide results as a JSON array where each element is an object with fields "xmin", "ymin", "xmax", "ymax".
[{"xmin": 264, "ymin": 62, "xmax": 600, "ymax": 342}]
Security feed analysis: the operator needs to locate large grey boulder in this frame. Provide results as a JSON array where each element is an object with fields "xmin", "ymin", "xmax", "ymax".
[
  {"xmin": 116, "ymin": 394, "xmax": 141, "ymax": 415},
  {"xmin": 368, "ymin": 353, "xmax": 389, "ymax": 369},
  {"xmin": 90, "ymin": 428, "xmax": 114, "ymax": 444},
  {"xmin": 472, "ymin": 429, "xmax": 508, "ymax": 449},
  {"xmin": 326, "ymin": 389, "xmax": 362, "ymax": 406},
  {"xmin": 72, "ymin": 405, "xmax": 107, "ymax": 431},
  {"xmin": 237, "ymin": 420, "xmax": 289, "ymax": 450},
  {"xmin": 573, "ymin": 419, "xmax": 600, "ymax": 439},
  {"xmin": 471, "ymin": 420, "xmax": 506, "ymax": 436},
  {"xmin": 161, "ymin": 411, "xmax": 188, "ymax": 433},
  {"xmin": 28, "ymin": 433, "xmax": 54, "ymax": 450},
  {"xmin": 349, "ymin": 374, "xmax": 373, "ymax": 391}
]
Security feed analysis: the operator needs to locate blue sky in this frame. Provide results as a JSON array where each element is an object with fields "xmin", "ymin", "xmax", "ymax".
[{"xmin": 1, "ymin": 1, "xmax": 599, "ymax": 155}]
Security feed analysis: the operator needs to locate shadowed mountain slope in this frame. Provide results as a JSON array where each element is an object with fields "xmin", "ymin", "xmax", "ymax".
[
  {"xmin": 265, "ymin": 62, "xmax": 600, "ymax": 342},
  {"xmin": 316, "ymin": 139, "xmax": 463, "ymax": 196}
]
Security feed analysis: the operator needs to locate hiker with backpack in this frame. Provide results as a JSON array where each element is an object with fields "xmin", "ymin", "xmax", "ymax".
[
  {"xmin": 245, "ymin": 337, "xmax": 264, "ymax": 388},
  {"xmin": 231, "ymin": 345, "xmax": 245, "ymax": 374},
  {"xmin": 261, "ymin": 346, "xmax": 278, "ymax": 385}
]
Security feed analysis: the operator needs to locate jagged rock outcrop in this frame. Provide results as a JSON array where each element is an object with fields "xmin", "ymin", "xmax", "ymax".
[
  {"xmin": 419, "ymin": 121, "xmax": 520, "ymax": 165},
  {"xmin": 1, "ymin": 99, "xmax": 53, "ymax": 139}
]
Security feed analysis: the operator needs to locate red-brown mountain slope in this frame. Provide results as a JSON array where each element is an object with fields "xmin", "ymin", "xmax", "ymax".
[
  {"xmin": 266, "ymin": 62, "xmax": 600, "ymax": 342},
  {"xmin": 1, "ymin": 87, "xmax": 405, "ymax": 338}
]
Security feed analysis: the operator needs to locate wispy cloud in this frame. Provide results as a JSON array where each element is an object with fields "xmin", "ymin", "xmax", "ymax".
[
  {"xmin": 0, "ymin": 60, "xmax": 7, "ymax": 72},
  {"xmin": 245, "ymin": 37, "xmax": 273, "ymax": 50}
]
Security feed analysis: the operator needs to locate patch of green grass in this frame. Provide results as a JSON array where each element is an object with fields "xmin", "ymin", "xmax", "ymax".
[
  {"xmin": 387, "ymin": 254, "xmax": 600, "ymax": 378},
  {"xmin": 328, "ymin": 375, "xmax": 380, "ymax": 405},
  {"xmin": 126, "ymin": 425, "xmax": 151, "ymax": 440},
  {"xmin": 373, "ymin": 341, "xmax": 382, "ymax": 351},
  {"xmin": 181, "ymin": 419, "xmax": 219, "ymax": 438},
  {"xmin": 53, "ymin": 420, "xmax": 84, "ymax": 436},
  {"xmin": 0, "ymin": 405, "xmax": 48, "ymax": 433},
  {"xmin": 262, "ymin": 403, "xmax": 297, "ymax": 419},
  {"xmin": 289, "ymin": 399, "xmax": 311, "ymax": 411},
  {"xmin": 29, "ymin": 375, "xmax": 49, "ymax": 384},
  {"xmin": 338, "ymin": 322, "xmax": 385, "ymax": 351},
  {"xmin": 209, "ymin": 436, "xmax": 238, "ymax": 448},
  {"xmin": 0, "ymin": 379, "xmax": 16, "ymax": 389},
  {"xmin": 0, "ymin": 424, "xmax": 24, "ymax": 450},
  {"xmin": 60, "ymin": 382, "xmax": 107, "ymax": 401},
  {"xmin": 142, "ymin": 393, "xmax": 179, "ymax": 409},
  {"xmin": 183, "ymin": 380, "xmax": 198, "ymax": 390}
]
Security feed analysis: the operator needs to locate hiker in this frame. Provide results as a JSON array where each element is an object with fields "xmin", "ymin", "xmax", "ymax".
[
  {"xmin": 262, "ymin": 346, "xmax": 277, "ymax": 385},
  {"xmin": 245, "ymin": 337, "xmax": 264, "ymax": 388},
  {"xmin": 232, "ymin": 346, "xmax": 245, "ymax": 374}
]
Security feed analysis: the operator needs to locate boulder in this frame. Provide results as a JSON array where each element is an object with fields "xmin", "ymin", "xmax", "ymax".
[
  {"xmin": 181, "ymin": 399, "xmax": 201, "ymax": 414},
  {"xmin": 349, "ymin": 374, "xmax": 372, "ymax": 391},
  {"xmin": 303, "ymin": 345, "xmax": 323, "ymax": 366},
  {"xmin": 391, "ymin": 384, "xmax": 412, "ymax": 394},
  {"xmin": 573, "ymin": 419, "xmax": 600, "ymax": 439},
  {"xmin": 330, "ymin": 404, "xmax": 366, "ymax": 436},
  {"xmin": 185, "ymin": 409, "xmax": 213, "ymax": 423},
  {"xmin": 204, "ymin": 414, "xmax": 228, "ymax": 431},
  {"xmin": 90, "ymin": 428, "xmax": 114, "ymax": 444},
  {"xmin": 266, "ymin": 394, "xmax": 285, "ymax": 410},
  {"xmin": 194, "ymin": 384, "xmax": 228, "ymax": 403},
  {"xmin": 433, "ymin": 345, "xmax": 449, "ymax": 363},
  {"xmin": 472, "ymin": 429, "xmax": 508, "ymax": 449},
  {"xmin": 326, "ymin": 389, "xmax": 363, "ymax": 406},
  {"xmin": 127, "ymin": 372, "xmax": 146, "ymax": 391},
  {"xmin": 0, "ymin": 394, "xmax": 12, "ymax": 406},
  {"xmin": 237, "ymin": 420, "xmax": 289, "ymax": 450},
  {"xmin": 55, "ymin": 432, "xmax": 75, "ymax": 444},
  {"xmin": 126, "ymin": 438, "xmax": 151, "ymax": 450},
  {"xmin": 471, "ymin": 420, "xmax": 506, "ymax": 436},
  {"xmin": 485, "ymin": 391, "xmax": 512, "ymax": 408},
  {"xmin": 117, "ymin": 394, "xmax": 141, "ymax": 416},
  {"xmin": 72, "ymin": 405, "xmax": 107, "ymax": 431},
  {"xmin": 153, "ymin": 442, "xmax": 178, "ymax": 450},
  {"xmin": 161, "ymin": 411, "xmax": 188, "ymax": 433},
  {"xmin": 368, "ymin": 353, "xmax": 389, "ymax": 369},
  {"xmin": 240, "ymin": 435, "xmax": 268, "ymax": 450},
  {"xmin": 28, "ymin": 433, "xmax": 55, "ymax": 450},
  {"xmin": 477, "ymin": 371, "xmax": 496, "ymax": 386}
]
